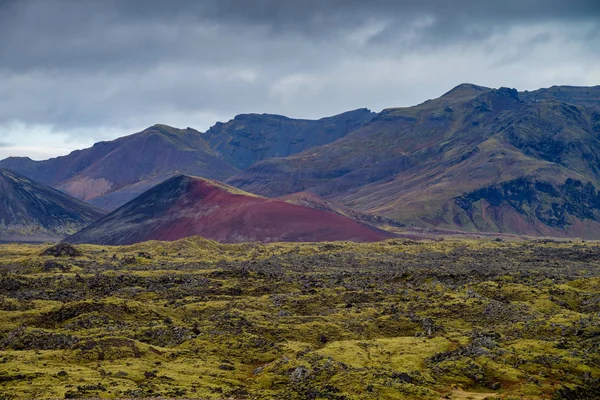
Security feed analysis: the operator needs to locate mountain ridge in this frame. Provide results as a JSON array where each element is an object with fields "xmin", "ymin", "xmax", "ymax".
[{"xmin": 200, "ymin": 108, "xmax": 376, "ymax": 169}]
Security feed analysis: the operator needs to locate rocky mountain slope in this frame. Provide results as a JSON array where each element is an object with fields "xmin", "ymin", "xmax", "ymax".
[
  {"xmin": 65, "ymin": 175, "xmax": 393, "ymax": 245},
  {"xmin": 0, "ymin": 169, "xmax": 105, "ymax": 238},
  {"xmin": 229, "ymin": 84, "xmax": 600, "ymax": 238},
  {"xmin": 201, "ymin": 108, "xmax": 375, "ymax": 169}
]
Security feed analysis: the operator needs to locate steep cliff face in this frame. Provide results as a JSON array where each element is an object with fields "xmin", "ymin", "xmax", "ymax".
[{"xmin": 449, "ymin": 178, "xmax": 600, "ymax": 237}]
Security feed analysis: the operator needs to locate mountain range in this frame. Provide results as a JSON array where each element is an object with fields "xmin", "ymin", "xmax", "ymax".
[
  {"xmin": 0, "ymin": 125, "xmax": 238, "ymax": 211},
  {"xmin": 0, "ymin": 110, "xmax": 373, "ymax": 211},
  {"xmin": 2, "ymin": 83, "xmax": 600, "ymax": 241}
]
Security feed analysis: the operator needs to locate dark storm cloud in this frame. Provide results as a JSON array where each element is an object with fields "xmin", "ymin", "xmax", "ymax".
[
  {"xmin": 0, "ymin": 0, "xmax": 598, "ymax": 153},
  {"xmin": 1, "ymin": 0, "xmax": 598, "ymax": 72}
]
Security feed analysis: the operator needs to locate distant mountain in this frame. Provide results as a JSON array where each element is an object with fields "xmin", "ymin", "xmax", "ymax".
[
  {"xmin": 200, "ymin": 109, "xmax": 376, "ymax": 169},
  {"xmin": 0, "ymin": 111, "xmax": 373, "ymax": 211},
  {"xmin": 0, "ymin": 125, "xmax": 239, "ymax": 211},
  {"xmin": 65, "ymin": 175, "xmax": 393, "ymax": 245},
  {"xmin": 229, "ymin": 84, "xmax": 600, "ymax": 238},
  {"xmin": 4, "ymin": 83, "xmax": 600, "ymax": 238},
  {"xmin": 0, "ymin": 169, "xmax": 105, "ymax": 239}
]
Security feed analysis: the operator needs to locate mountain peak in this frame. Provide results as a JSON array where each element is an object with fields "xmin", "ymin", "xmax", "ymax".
[
  {"xmin": 1, "ymin": 156, "xmax": 33, "ymax": 162},
  {"xmin": 232, "ymin": 113, "xmax": 290, "ymax": 122},
  {"xmin": 138, "ymin": 124, "xmax": 204, "ymax": 138},
  {"xmin": 142, "ymin": 124, "xmax": 184, "ymax": 134},
  {"xmin": 202, "ymin": 109, "xmax": 376, "ymax": 170},
  {"xmin": 163, "ymin": 174, "xmax": 258, "ymax": 198},
  {"xmin": 472, "ymin": 86, "xmax": 523, "ymax": 112},
  {"xmin": 442, "ymin": 83, "xmax": 492, "ymax": 98},
  {"xmin": 491, "ymin": 87, "xmax": 520, "ymax": 100}
]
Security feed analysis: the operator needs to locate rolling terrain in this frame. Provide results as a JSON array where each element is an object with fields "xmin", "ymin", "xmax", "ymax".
[
  {"xmin": 229, "ymin": 84, "xmax": 600, "ymax": 238},
  {"xmin": 0, "ymin": 169, "xmax": 105, "ymax": 239},
  {"xmin": 65, "ymin": 175, "xmax": 393, "ymax": 245},
  {"xmin": 279, "ymin": 191, "xmax": 405, "ymax": 229}
]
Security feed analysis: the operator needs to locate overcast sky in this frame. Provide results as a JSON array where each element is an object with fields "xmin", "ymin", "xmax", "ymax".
[{"xmin": 0, "ymin": 0, "xmax": 599, "ymax": 160}]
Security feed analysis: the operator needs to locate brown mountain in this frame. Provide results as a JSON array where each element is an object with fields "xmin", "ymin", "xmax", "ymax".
[
  {"xmin": 0, "ymin": 169, "xmax": 105, "ymax": 239},
  {"xmin": 229, "ymin": 84, "xmax": 600, "ymax": 238},
  {"xmin": 4, "ymin": 83, "xmax": 600, "ymax": 238},
  {"xmin": 65, "ymin": 175, "xmax": 394, "ymax": 245}
]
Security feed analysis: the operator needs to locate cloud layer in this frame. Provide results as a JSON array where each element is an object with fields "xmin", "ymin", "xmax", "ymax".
[{"xmin": 0, "ymin": 0, "xmax": 599, "ymax": 158}]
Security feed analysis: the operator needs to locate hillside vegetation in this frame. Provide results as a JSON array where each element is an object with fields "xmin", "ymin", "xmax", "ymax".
[{"xmin": 0, "ymin": 238, "xmax": 599, "ymax": 399}]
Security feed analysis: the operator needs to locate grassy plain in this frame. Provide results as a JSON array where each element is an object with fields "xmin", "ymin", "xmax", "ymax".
[{"xmin": 0, "ymin": 238, "xmax": 599, "ymax": 399}]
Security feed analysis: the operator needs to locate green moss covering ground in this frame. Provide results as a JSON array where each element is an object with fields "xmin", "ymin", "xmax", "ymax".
[{"xmin": 0, "ymin": 238, "xmax": 599, "ymax": 399}]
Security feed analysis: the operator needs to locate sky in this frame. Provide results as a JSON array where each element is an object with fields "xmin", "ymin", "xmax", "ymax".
[{"xmin": 0, "ymin": 0, "xmax": 599, "ymax": 160}]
